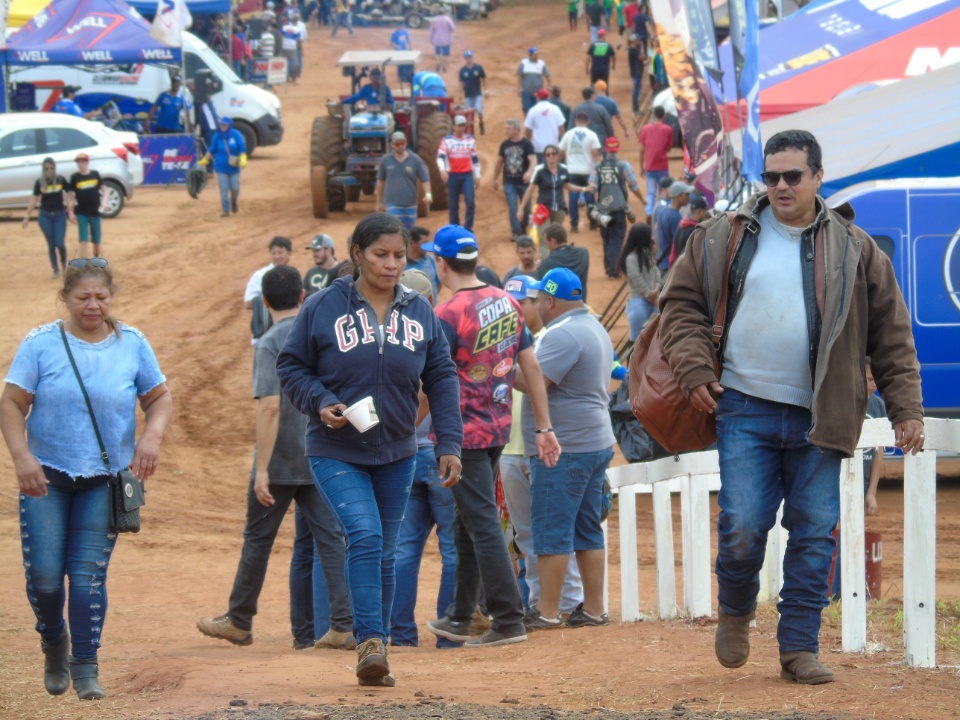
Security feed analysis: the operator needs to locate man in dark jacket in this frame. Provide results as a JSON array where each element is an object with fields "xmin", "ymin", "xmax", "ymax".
[
  {"xmin": 671, "ymin": 194, "xmax": 710, "ymax": 263},
  {"xmin": 659, "ymin": 129, "xmax": 924, "ymax": 685},
  {"xmin": 535, "ymin": 224, "xmax": 590, "ymax": 302}
]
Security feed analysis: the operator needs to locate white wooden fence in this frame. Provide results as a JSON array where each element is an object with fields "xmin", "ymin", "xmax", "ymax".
[{"xmin": 603, "ymin": 417, "xmax": 960, "ymax": 668}]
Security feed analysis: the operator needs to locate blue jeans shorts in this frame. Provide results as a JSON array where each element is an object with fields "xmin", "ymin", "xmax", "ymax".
[
  {"xmin": 435, "ymin": 45, "xmax": 450, "ymax": 56},
  {"xmin": 530, "ymin": 447, "xmax": 614, "ymax": 555}
]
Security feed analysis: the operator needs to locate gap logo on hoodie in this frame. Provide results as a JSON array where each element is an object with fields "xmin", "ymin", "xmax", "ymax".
[{"xmin": 334, "ymin": 308, "xmax": 425, "ymax": 352}]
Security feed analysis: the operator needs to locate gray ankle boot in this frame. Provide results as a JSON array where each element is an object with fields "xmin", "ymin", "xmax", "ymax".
[
  {"xmin": 69, "ymin": 656, "xmax": 106, "ymax": 700},
  {"xmin": 40, "ymin": 630, "xmax": 70, "ymax": 695}
]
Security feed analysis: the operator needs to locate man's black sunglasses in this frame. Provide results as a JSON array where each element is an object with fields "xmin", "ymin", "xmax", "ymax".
[
  {"xmin": 67, "ymin": 258, "xmax": 109, "ymax": 269},
  {"xmin": 760, "ymin": 167, "xmax": 818, "ymax": 187}
]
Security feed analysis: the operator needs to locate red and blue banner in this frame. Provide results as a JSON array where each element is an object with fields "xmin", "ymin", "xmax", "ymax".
[{"xmin": 139, "ymin": 132, "xmax": 196, "ymax": 185}]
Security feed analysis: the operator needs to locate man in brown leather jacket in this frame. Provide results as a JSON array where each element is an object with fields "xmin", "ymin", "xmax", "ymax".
[{"xmin": 659, "ymin": 129, "xmax": 924, "ymax": 685}]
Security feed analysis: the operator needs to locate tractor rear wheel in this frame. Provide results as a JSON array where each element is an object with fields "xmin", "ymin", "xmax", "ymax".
[
  {"xmin": 311, "ymin": 166, "xmax": 329, "ymax": 219},
  {"xmin": 310, "ymin": 116, "xmax": 348, "ymax": 212},
  {"xmin": 310, "ymin": 116, "xmax": 343, "ymax": 168},
  {"xmin": 416, "ymin": 111, "xmax": 451, "ymax": 212}
]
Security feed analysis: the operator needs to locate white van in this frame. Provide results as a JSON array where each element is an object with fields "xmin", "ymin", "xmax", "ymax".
[{"xmin": 8, "ymin": 32, "xmax": 283, "ymax": 154}]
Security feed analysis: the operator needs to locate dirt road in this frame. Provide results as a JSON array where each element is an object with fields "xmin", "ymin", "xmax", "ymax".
[{"xmin": 1, "ymin": 4, "xmax": 959, "ymax": 719}]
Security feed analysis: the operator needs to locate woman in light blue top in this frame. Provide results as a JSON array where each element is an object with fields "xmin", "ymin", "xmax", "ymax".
[{"xmin": 0, "ymin": 259, "xmax": 172, "ymax": 701}]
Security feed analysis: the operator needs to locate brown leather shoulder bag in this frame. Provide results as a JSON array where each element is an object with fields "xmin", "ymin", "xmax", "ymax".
[{"xmin": 628, "ymin": 215, "xmax": 741, "ymax": 454}]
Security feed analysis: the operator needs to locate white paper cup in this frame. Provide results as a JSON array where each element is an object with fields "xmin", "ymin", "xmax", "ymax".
[{"xmin": 343, "ymin": 396, "xmax": 379, "ymax": 433}]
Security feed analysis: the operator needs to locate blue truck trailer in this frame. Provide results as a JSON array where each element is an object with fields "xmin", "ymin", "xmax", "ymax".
[{"xmin": 828, "ymin": 178, "xmax": 960, "ymax": 417}]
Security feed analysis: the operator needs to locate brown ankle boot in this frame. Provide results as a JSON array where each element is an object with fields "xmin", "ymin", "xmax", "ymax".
[
  {"xmin": 779, "ymin": 651, "xmax": 835, "ymax": 685},
  {"xmin": 715, "ymin": 609, "xmax": 754, "ymax": 668},
  {"xmin": 355, "ymin": 638, "xmax": 390, "ymax": 685}
]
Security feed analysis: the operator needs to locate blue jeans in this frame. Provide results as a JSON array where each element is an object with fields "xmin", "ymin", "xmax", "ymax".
[
  {"xmin": 644, "ymin": 169, "xmax": 670, "ymax": 216},
  {"xmin": 227, "ymin": 481, "xmax": 351, "ymax": 635},
  {"xmin": 290, "ymin": 506, "xmax": 341, "ymax": 644},
  {"xmin": 448, "ymin": 447, "xmax": 525, "ymax": 634},
  {"xmin": 521, "ymin": 91, "xmax": 537, "ymax": 115},
  {"xmin": 599, "ymin": 210, "xmax": 628, "ymax": 274},
  {"xmin": 38, "ymin": 210, "xmax": 67, "ymax": 272},
  {"xmin": 390, "ymin": 447, "xmax": 459, "ymax": 648},
  {"xmin": 502, "ymin": 182, "xmax": 529, "ymax": 237},
  {"xmin": 625, "ymin": 296, "xmax": 656, "ymax": 341},
  {"xmin": 631, "ymin": 76, "xmax": 642, "ymax": 113},
  {"xmin": 715, "ymin": 388, "xmax": 843, "ymax": 653},
  {"xmin": 217, "ymin": 171, "xmax": 241, "ymax": 214},
  {"xmin": 309, "ymin": 454, "xmax": 416, "ymax": 643},
  {"xmin": 530, "ymin": 448, "xmax": 613, "ymax": 555},
  {"xmin": 567, "ymin": 173, "xmax": 595, "ymax": 229},
  {"xmin": 20, "ymin": 468, "xmax": 117, "ymax": 660},
  {"xmin": 447, "ymin": 172, "xmax": 475, "ymax": 231}
]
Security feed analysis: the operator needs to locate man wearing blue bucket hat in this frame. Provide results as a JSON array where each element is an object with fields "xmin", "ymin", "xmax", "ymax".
[{"xmin": 519, "ymin": 268, "xmax": 615, "ymax": 631}]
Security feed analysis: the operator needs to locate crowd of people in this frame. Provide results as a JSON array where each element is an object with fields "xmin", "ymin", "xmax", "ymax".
[{"xmin": 3, "ymin": 0, "xmax": 930, "ymax": 704}]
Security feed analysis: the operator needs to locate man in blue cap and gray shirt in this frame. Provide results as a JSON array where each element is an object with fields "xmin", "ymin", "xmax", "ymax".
[{"xmin": 516, "ymin": 268, "xmax": 616, "ymax": 632}]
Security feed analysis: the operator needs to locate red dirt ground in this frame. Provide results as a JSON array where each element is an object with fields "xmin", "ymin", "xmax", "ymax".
[{"xmin": 1, "ymin": 4, "xmax": 959, "ymax": 719}]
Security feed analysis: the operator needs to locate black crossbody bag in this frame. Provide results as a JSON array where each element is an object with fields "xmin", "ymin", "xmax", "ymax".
[{"xmin": 59, "ymin": 322, "xmax": 145, "ymax": 533}]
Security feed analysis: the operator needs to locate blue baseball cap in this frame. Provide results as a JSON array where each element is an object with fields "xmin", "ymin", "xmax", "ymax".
[
  {"xmin": 420, "ymin": 224, "xmax": 479, "ymax": 260},
  {"xmin": 504, "ymin": 274, "xmax": 538, "ymax": 301},
  {"xmin": 528, "ymin": 47, "xmax": 538, "ymax": 54},
  {"xmin": 218, "ymin": 116, "xmax": 233, "ymax": 127},
  {"xmin": 530, "ymin": 268, "xmax": 583, "ymax": 301},
  {"xmin": 464, "ymin": 50, "xmax": 473, "ymax": 57}
]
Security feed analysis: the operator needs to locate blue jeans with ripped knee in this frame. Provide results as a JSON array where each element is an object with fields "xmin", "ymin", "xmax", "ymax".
[
  {"xmin": 20, "ymin": 467, "xmax": 117, "ymax": 660},
  {"xmin": 309, "ymin": 454, "xmax": 415, "ymax": 644}
]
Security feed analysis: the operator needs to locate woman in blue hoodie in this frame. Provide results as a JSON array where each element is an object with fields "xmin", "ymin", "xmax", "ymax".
[
  {"xmin": 277, "ymin": 213, "xmax": 462, "ymax": 687},
  {"xmin": 199, "ymin": 117, "xmax": 247, "ymax": 217}
]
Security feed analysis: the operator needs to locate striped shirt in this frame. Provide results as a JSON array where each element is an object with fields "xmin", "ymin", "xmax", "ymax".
[{"xmin": 437, "ymin": 134, "xmax": 480, "ymax": 177}]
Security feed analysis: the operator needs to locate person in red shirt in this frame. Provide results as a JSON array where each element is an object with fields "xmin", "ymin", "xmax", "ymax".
[
  {"xmin": 437, "ymin": 116, "xmax": 481, "ymax": 232},
  {"xmin": 423, "ymin": 225, "xmax": 560, "ymax": 648},
  {"xmin": 637, "ymin": 106, "xmax": 675, "ymax": 217}
]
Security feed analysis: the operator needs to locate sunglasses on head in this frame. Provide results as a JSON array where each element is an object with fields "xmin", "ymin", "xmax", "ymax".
[
  {"xmin": 67, "ymin": 258, "xmax": 109, "ymax": 269},
  {"xmin": 760, "ymin": 167, "xmax": 817, "ymax": 187},
  {"xmin": 544, "ymin": 151, "xmax": 558, "ymax": 157}
]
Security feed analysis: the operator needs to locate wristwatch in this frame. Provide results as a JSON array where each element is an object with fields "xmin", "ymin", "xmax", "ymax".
[{"xmin": 535, "ymin": 428, "xmax": 554, "ymax": 434}]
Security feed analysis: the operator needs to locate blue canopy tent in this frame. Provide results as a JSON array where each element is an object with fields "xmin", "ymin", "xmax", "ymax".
[
  {"xmin": 2, "ymin": 0, "xmax": 182, "ymax": 66},
  {"xmin": 1, "ymin": 0, "xmax": 182, "ymax": 112},
  {"xmin": 125, "ymin": 0, "xmax": 230, "ymax": 15}
]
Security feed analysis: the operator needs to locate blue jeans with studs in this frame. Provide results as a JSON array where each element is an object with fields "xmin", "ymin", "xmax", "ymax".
[{"xmin": 20, "ymin": 467, "xmax": 117, "ymax": 660}]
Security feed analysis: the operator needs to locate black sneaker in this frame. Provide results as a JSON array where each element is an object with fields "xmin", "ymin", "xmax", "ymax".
[
  {"xmin": 523, "ymin": 608, "xmax": 562, "ymax": 632},
  {"xmin": 564, "ymin": 602, "xmax": 610, "ymax": 628},
  {"xmin": 426, "ymin": 616, "xmax": 474, "ymax": 643},
  {"xmin": 464, "ymin": 628, "xmax": 527, "ymax": 647}
]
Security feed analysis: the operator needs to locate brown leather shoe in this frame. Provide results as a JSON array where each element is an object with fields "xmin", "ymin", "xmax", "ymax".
[
  {"xmin": 780, "ymin": 651, "xmax": 835, "ymax": 685},
  {"xmin": 715, "ymin": 609, "xmax": 754, "ymax": 668},
  {"xmin": 355, "ymin": 638, "xmax": 390, "ymax": 684}
]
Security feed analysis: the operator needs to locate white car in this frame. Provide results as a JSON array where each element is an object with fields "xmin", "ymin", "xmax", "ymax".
[{"xmin": 0, "ymin": 112, "xmax": 144, "ymax": 218}]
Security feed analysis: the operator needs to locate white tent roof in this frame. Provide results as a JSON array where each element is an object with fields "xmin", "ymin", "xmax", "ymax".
[{"xmin": 728, "ymin": 62, "xmax": 960, "ymax": 189}]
